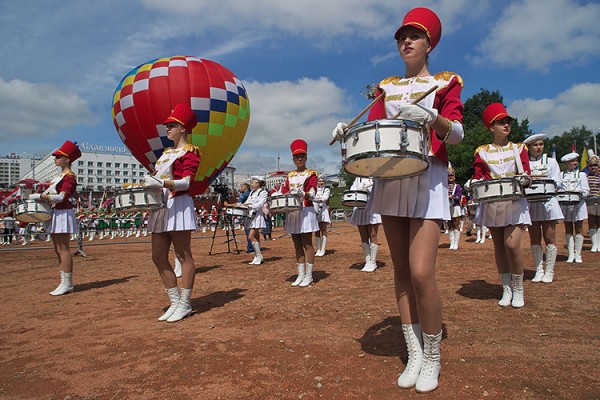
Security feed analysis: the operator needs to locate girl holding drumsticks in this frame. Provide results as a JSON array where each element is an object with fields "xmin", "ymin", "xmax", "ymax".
[
  {"xmin": 313, "ymin": 175, "xmax": 331, "ymax": 257},
  {"xmin": 332, "ymin": 7, "xmax": 463, "ymax": 393}
]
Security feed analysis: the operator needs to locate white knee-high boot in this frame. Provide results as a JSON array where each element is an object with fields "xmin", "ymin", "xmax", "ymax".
[
  {"xmin": 314, "ymin": 236, "xmax": 322, "ymax": 257},
  {"xmin": 249, "ymin": 241, "xmax": 263, "ymax": 264},
  {"xmin": 531, "ymin": 245, "xmax": 544, "ymax": 282},
  {"xmin": 167, "ymin": 288, "xmax": 193, "ymax": 322},
  {"xmin": 397, "ymin": 324, "xmax": 423, "ymax": 389},
  {"xmin": 299, "ymin": 263, "xmax": 313, "ymax": 287},
  {"xmin": 291, "ymin": 263, "xmax": 305, "ymax": 286},
  {"xmin": 453, "ymin": 230, "xmax": 460, "ymax": 250},
  {"xmin": 158, "ymin": 287, "xmax": 180, "ymax": 321},
  {"xmin": 565, "ymin": 234, "xmax": 575, "ymax": 262},
  {"xmin": 174, "ymin": 257, "xmax": 182, "ymax": 278},
  {"xmin": 542, "ymin": 244, "xmax": 557, "ymax": 283},
  {"xmin": 362, "ymin": 243, "xmax": 378, "ymax": 272},
  {"xmin": 49, "ymin": 271, "xmax": 74, "ymax": 296},
  {"xmin": 448, "ymin": 230, "xmax": 455, "ymax": 249},
  {"xmin": 319, "ymin": 236, "xmax": 327, "ymax": 256},
  {"xmin": 498, "ymin": 273, "xmax": 512, "ymax": 307},
  {"xmin": 360, "ymin": 243, "xmax": 372, "ymax": 271},
  {"xmin": 480, "ymin": 226, "xmax": 487, "ymax": 243},
  {"xmin": 475, "ymin": 226, "xmax": 481, "ymax": 243},
  {"xmin": 574, "ymin": 234, "xmax": 584, "ymax": 263},
  {"xmin": 511, "ymin": 273, "xmax": 524, "ymax": 308},
  {"xmin": 415, "ymin": 330, "xmax": 442, "ymax": 393},
  {"xmin": 590, "ymin": 229, "xmax": 598, "ymax": 252}
]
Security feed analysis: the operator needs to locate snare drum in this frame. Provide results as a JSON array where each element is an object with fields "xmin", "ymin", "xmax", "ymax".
[
  {"xmin": 269, "ymin": 194, "xmax": 302, "ymax": 214},
  {"xmin": 525, "ymin": 179, "xmax": 557, "ymax": 202},
  {"xmin": 587, "ymin": 196, "xmax": 600, "ymax": 205},
  {"xmin": 342, "ymin": 119, "xmax": 429, "ymax": 178},
  {"xmin": 471, "ymin": 178, "xmax": 524, "ymax": 203},
  {"xmin": 225, "ymin": 206, "xmax": 249, "ymax": 218},
  {"xmin": 557, "ymin": 191, "xmax": 582, "ymax": 205},
  {"xmin": 16, "ymin": 200, "xmax": 53, "ymax": 223},
  {"xmin": 114, "ymin": 186, "xmax": 165, "ymax": 212},
  {"xmin": 342, "ymin": 190, "xmax": 369, "ymax": 208}
]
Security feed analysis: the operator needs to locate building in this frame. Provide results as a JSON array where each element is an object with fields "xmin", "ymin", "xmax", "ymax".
[
  {"xmin": 265, "ymin": 171, "xmax": 289, "ymax": 191},
  {"xmin": 0, "ymin": 153, "xmax": 44, "ymax": 188}
]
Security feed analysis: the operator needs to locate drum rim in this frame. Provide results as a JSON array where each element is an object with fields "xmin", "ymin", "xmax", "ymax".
[
  {"xmin": 343, "ymin": 153, "xmax": 430, "ymax": 179},
  {"xmin": 342, "ymin": 189, "xmax": 370, "ymax": 196},
  {"xmin": 346, "ymin": 118, "xmax": 424, "ymax": 133}
]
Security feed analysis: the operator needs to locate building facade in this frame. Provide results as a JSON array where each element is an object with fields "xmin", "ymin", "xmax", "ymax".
[{"xmin": 0, "ymin": 153, "xmax": 44, "ymax": 188}]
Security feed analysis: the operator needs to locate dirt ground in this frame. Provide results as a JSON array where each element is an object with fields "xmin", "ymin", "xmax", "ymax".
[{"xmin": 1, "ymin": 221, "xmax": 599, "ymax": 400}]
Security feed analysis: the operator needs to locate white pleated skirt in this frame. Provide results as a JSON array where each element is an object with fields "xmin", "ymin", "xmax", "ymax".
[
  {"xmin": 245, "ymin": 211, "xmax": 267, "ymax": 230},
  {"xmin": 148, "ymin": 193, "xmax": 197, "ymax": 233},
  {"xmin": 588, "ymin": 204, "xmax": 600, "ymax": 216},
  {"xmin": 560, "ymin": 200, "xmax": 588, "ymax": 222},
  {"xmin": 450, "ymin": 205, "xmax": 463, "ymax": 218},
  {"xmin": 474, "ymin": 198, "xmax": 531, "ymax": 227},
  {"xmin": 285, "ymin": 206, "xmax": 319, "ymax": 234},
  {"xmin": 316, "ymin": 205, "xmax": 331, "ymax": 224},
  {"xmin": 371, "ymin": 157, "xmax": 450, "ymax": 221},
  {"xmin": 46, "ymin": 208, "xmax": 79, "ymax": 234},
  {"xmin": 350, "ymin": 196, "xmax": 382, "ymax": 226},
  {"xmin": 528, "ymin": 197, "xmax": 564, "ymax": 222}
]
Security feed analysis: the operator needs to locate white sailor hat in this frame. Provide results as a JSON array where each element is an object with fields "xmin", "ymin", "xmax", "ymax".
[
  {"xmin": 560, "ymin": 152, "xmax": 579, "ymax": 162},
  {"xmin": 251, "ymin": 175, "xmax": 265, "ymax": 182},
  {"xmin": 523, "ymin": 133, "xmax": 546, "ymax": 145}
]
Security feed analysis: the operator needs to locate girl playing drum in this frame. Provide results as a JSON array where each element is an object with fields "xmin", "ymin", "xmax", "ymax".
[
  {"xmin": 523, "ymin": 133, "xmax": 564, "ymax": 283},
  {"xmin": 333, "ymin": 7, "xmax": 464, "ymax": 393},
  {"xmin": 143, "ymin": 104, "xmax": 201, "ymax": 323},
  {"xmin": 349, "ymin": 177, "xmax": 381, "ymax": 272},
  {"xmin": 472, "ymin": 103, "xmax": 531, "ymax": 308},
  {"xmin": 29, "ymin": 140, "xmax": 81, "ymax": 296},
  {"xmin": 586, "ymin": 153, "xmax": 600, "ymax": 252},
  {"xmin": 559, "ymin": 152, "xmax": 589, "ymax": 262},
  {"xmin": 313, "ymin": 176, "xmax": 331, "ymax": 257},
  {"xmin": 447, "ymin": 166, "xmax": 463, "ymax": 250}
]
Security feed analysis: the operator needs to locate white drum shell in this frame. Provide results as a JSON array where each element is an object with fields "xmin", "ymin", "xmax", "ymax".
[
  {"xmin": 471, "ymin": 178, "xmax": 524, "ymax": 203},
  {"xmin": 557, "ymin": 191, "xmax": 581, "ymax": 205},
  {"xmin": 16, "ymin": 200, "xmax": 53, "ymax": 223},
  {"xmin": 269, "ymin": 194, "xmax": 302, "ymax": 214},
  {"xmin": 225, "ymin": 206, "xmax": 249, "ymax": 217},
  {"xmin": 342, "ymin": 190, "xmax": 369, "ymax": 208},
  {"xmin": 525, "ymin": 179, "xmax": 557, "ymax": 202},
  {"xmin": 342, "ymin": 119, "xmax": 430, "ymax": 178},
  {"xmin": 115, "ymin": 187, "xmax": 165, "ymax": 212}
]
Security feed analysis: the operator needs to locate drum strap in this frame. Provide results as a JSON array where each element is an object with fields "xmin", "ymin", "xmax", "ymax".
[{"xmin": 512, "ymin": 143, "xmax": 525, "ymax": 175}]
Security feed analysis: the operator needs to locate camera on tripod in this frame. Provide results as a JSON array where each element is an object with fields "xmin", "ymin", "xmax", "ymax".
[{"xmin": 211, "ymin": 181, "xmax": 230, "ymax": 205}]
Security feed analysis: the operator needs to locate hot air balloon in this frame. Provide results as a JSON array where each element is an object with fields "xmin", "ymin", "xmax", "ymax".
[{"xmin": 111, "ymin": 56, "xmax": 250, "ymax": 194}]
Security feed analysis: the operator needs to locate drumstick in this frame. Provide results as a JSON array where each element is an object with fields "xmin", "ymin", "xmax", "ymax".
[
  {"xmin": 391, "ymin": 85, "xmax": 439, "ymax": 119},
  {"xmin": 328, "ymin": 91, "xmax": 385, "ymax": 146}
]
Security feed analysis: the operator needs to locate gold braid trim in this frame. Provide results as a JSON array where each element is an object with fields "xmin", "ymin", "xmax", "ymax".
[
  {"xmin": 379, "ymin": 76, "xmax": 404, "ymax": 86},
  {"xmin": 434, "ymin": 71, "xmax": 464, "ymax": 88},
  {"xmin": 183, "ymin": 143, "xmax": 202, "ymax": 156}
]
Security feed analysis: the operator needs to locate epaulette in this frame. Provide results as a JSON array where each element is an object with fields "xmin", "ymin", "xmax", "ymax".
[
  {"xmin": 379, "ymin": 76, "xmax": 404, "ymax": 85},
  {"xmin": 65, "ymin": 171, "xmax": 76, "ymax": 179},
  {"xmin": 183, "ymin": 144, "xmax": 202, "ymax": 156},
  {"xmin": 308, "ymin": 169, "xmax": 318, "ymax": 176},
  {"xmin": 434, "ymin": 71, "xmax": 464, "ymax": 88},
  {"xmin": 474, "ymin": 144, "xmax": 491, "ymax": 155}
]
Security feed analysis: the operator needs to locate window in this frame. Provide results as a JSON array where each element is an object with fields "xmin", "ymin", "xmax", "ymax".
[
  {"xmin": 97, "ymin": 178, "xmax": 103, "ymax": 183},
  {"xmin": 87, "ymin": 161, "xmax": 93, "ymax": 167},
  {"xmin": 106, "ymin": 170, "xmax": 111, "ymax": 176},
  {"xmin": 88, "ymin": 177, "xmax": 94, "ymax": 183},
  {"xmin": 115, "ymin": 163, "xmax": 120, "ymax": 168},
  {"xmin": 78, "ymin": 169, "xmax": 84, "ymax": 174},
  {"xmin": 97, "ymin": 162, "xmax": 103, "ymax": 167},
  {"xmin": 123, "ymin": 163, "xmax": 129, "ymax": 169},
  {"xmin": 97, "ymin": 170, "xmax": 103, "ymax": 176},
  {"xmin": 123, "ymin": 171, "xmax": 129, "ymax": 176},
  {"xmin": 115, "ymin": 178, "xmax": 121, "ymax": 184},
  {"xmin": 106, "ymin": 162, "xmax": 111, "ymax": 168},
  {"xmin": 106, "ymin": 178, "xmax": 112, "ymax": 183},
  {"xmin": 115, "ymin": 170, "xmax": 121, "ymax": 176},
  {"xmin": 88, "ymin": 169, "xmax": 94, "ymax": 175}
]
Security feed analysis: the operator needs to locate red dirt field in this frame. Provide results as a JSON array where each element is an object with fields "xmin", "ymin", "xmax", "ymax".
[{"xmin": 1, "ymin": 221, "xmax": 599, "ymax": 400}]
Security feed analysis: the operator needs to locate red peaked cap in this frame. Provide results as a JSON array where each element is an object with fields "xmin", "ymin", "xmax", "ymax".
[
  {"xmin": 482, "ymin": 103, "xmax": 513, "ymax": 129},
  {"xmin": 163, "ymin": 103, "xmax": 198, "ymax": 132},
  {"xmin": 394, "ymin": 7, "xmax": 442, "ymax": 51},
  {"xmin": 290, "ymin": 139, "xmax": 308, "ymax": 155},
  {"xmin": 52, "ymin": 140, "xmax": 82, "ymax": 162}
]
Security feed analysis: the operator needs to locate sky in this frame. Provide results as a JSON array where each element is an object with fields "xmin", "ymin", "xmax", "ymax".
[{"xmin": 1, "ymin": 0, "xmax": 599, "ymax": 176}]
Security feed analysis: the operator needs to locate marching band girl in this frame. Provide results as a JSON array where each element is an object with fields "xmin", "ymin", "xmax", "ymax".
[
  {"xmin": 349, "ymin": 177, "xmax": 381, "ymax": 272},
  {"xmin": 29, "ymin": 140, "xmax": 81, "ymax": 296},
  {"xmin": 559, "ymin": 152, "xmax": 589, "ymax": 262},
  {"xmin": 281, "ymin": 139, "xmax": 319, "ymax": 287},
  {"xmin": 447, "ymin": 166, "xmax": 462, "ymax": 250},
  {"xmin": 143, "ymin": 104, "xmax": 201, "ymax": 323},
  {"xmin": 333, "ymin": 7, "xmax": 464, "ymax": 392},
  {"xmin": 313, "ymin": 176, "xmax": 331, "ymax": 257},
  {"xmin": 586, "ymin": 153, "xmax": 600, "ymax": 252},
  {"xmin": 472, "ymin": 103, "xmax": 531, "ymax": 308},
  {"xmin": 523, "ymin": 134, "xmax": 564, "ymax": 283}
]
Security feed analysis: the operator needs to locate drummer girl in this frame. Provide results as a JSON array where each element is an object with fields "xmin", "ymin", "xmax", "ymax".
[
  {"xmin": 333, "ymin": 7, "xmax": 463, "ymax": 393},
  {"xmin": 447, "ymin": 166, "xmax": 463, "ymax": 250},
  {"xmin": 280, "ymin": 139, "xmax": 319, "ymax": 287},
  {"xmin": 559, "ymin": 152, "xmax": 589, "ymax": 263},
  {"xmin": 226, "ymin": 176, "xmax": 268, "ymax": 265},
  {"xmin": 313, "ymin": 175, "xmax": 331, "ymax": 257},
  {"xmin": 349, "ymin": 177, "xmax": 381, "ymax": 272},
  {"xmin": 523, "ymin": 133, "xmax": 564, "ymax": 283},
  {"xmin": 29, "ymin": 140, "xmax": 81, "ymax": 296},
  {"xmin": 143, "ymin": 104, "xmax": 201, "ymax": 323},
  {"xmin": 586, "ymin": 153, "xmax": 600, "ymax": 252},
  {"xmin": 473, "ymin": 103, "xmax": 531, "ymax": 308}
]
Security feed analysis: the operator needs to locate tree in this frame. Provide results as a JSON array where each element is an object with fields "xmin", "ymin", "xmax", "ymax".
[{"xmin": 547, "ymin": 126, "xmax": 597, "ymax": 160}]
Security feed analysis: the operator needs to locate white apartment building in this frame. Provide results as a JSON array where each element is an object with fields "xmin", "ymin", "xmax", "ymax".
[{"xmin": 0, "ymin": 153, "xmax": 44, "ymax": 187}]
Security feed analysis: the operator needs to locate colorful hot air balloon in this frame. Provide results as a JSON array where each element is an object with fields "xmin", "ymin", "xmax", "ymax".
[{"xmin": 111, "ymin": 56, "xmax": 250, "ymax": 194}]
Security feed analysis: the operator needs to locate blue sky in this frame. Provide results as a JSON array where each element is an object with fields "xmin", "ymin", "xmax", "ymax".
[{"xmin": 1, "ymin": 0, "xmax": 599, "ymax": 176}]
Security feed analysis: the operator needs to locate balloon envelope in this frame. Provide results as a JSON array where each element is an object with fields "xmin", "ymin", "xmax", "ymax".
[{"xmin": 111, "ymin": 56, "xmax": 250, "ymax": 194}]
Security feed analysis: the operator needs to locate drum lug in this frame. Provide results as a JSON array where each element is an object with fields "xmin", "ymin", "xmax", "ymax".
[
  {"xmin": 374, "ymin": 121, "xmax": 381, "ymax": 152},
  {"xmin": 400, "ymin": 121, "xmax": 409, "ymax": 150}
]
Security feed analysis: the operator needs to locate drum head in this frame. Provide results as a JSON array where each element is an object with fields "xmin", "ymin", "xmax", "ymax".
[
  {"xmin": 16, "ymin": 213, "xmax": 52, "ymax": 223},
  {"xmin": 344, "ymin": 155, "xmax": 429, "ymax": 178}
]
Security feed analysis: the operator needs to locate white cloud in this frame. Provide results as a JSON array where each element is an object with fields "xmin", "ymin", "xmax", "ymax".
[
  {"xmin": 508, "ymin": 82, "xmax": 600, "ymax": 136},
  {"xmin": 0, "ymin": 78, "xmax": 96, "ymax": 145},
  {"xmin": 474, "ymin": 0, "xmax": 600, "ymax": 71}
]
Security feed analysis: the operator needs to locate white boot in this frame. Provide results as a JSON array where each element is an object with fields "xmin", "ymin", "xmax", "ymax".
[
  {"xmin": 480, "ymin": 226, "xmax": 487, "ymax": 243},
  {"xmin": 299, "ymin": 263, "xmax": 313, "ymax": 287},
  {"xmin": 158, "ymin": 287, "xmax": 180, "ymax": 321},
  {"xmin": 574, "ymin": 234, "xmax": 584, "ymax": 263},
  {"xmin": 362, "ymin": 243, "xmax": 378, "ymax": 272},
  {"xmin": 415, "ymin": 330, "xmax": 442, "ymax": 393},
  {"xmin": 590, "ymin": 229, "xmax": 598, "ymax": 252},
  {"xmin": 542, "ymin": 244, "xmax": 557, "ymax": 283},
  {"xmin": 46, "ymin": 234, "xmax": 52, "ymax": 242},
  {"xmin": 498, "ymin": 273, "xmax": 512, "ymax": 307},
  {"xmin": 88, "ymin": 231, "xmax": 95, "ymax": 241},
  {"xmin": 49, "ymin": 271, "xmax": 74, "ymax": 296},
  {"xmin": 360, "ymin": 243, "xmax": 372, "ymax": 272},
  {"xmin": 397, "ymin": 324, "xmax": 423, "ymax": 389},
  {"xmin": 448, "ymin": 230, "xmax": 455, "ymax": 249},
  {"xmin": 314, "ymin": 236, "xmax": 322, "ymax": 257},
  {"xmin": 453, "ymin": 230, "xmax": 460, "ymax": 250},
  {"xmin": 565, "ymin": 234, "xmax": 575, "ymax": 262},
  {"xmin": 291, "ymin": 263, "xmax": 305, "ymax": 286},
  {"xmin": 511, "ymin": 273, "xmax": 524, "ymax": 308},
  {"xmin": 174, "ymin": 257, "xmax": 182, "ymax": 278},
  {"xmin": 249, "ymin": 241, "xmax": 264, "ymax": 264},
  {"xmin": 475, "ymin": 226, "xmax": 481, "ymax": 243},
  {"xmin": 530, "ymin": 245, "xmax": 544, "ymax": 282},
  {"xmin": 167, "ymin": 288, "xmax": 193, "ymax": 322},
  {"xmin": 318, "ymin": 236, "xmax": 327, "ymax": 257}
]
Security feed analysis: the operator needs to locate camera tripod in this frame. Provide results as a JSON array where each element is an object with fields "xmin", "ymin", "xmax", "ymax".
[{"xmin": 208, "ymin": 201, "xmax": 240, "ymax": 255}]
